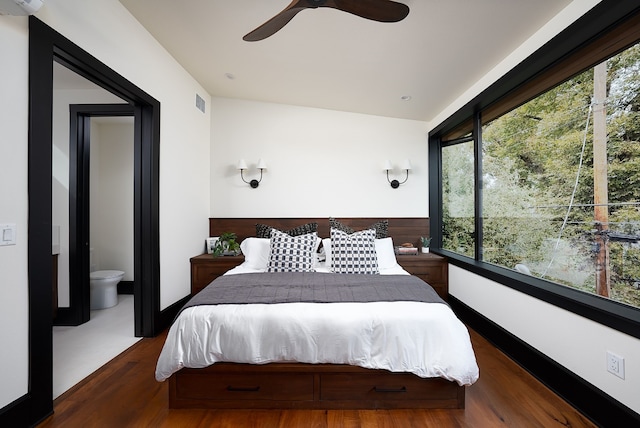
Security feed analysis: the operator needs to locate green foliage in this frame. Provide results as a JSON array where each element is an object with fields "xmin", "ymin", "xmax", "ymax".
[
  {"xmin": 420, "ymin": 236, "xmax": 431, "ymax": 247},
  {"xmin": 442, "ymin": 214, "xmax": 474, "ymax": 257},
  {"xmin": 212, "ymin": 232, "xmax": 240, "ymax": 257},
  {"xmin": 482, "ymin": 217, "xmax": 550, "ymax": 269},
  {"xmin": 442, "ymin": 141, "xmax": 475, "ymax": 257}
]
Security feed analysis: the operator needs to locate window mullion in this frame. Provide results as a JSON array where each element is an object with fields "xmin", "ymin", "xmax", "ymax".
[
  {"xmin": 429, "ymin": 134, "xmax": 443, "ymax": 250},
  {"xmin": 474, "ymin": 111, "xmax": 483, "ymax": 261}
]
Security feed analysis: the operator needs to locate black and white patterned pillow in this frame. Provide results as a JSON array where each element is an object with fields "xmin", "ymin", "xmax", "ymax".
[
  {"xmin": 267, "ymin": 229, "xmax": 318, "ymax": 272},
  {"xmin": 256, "ymin": 222, "xmax": 318, "ymax": 239},
  {"xmin": 330, "ymin": 227, "xmax": 379, "ymax": 274},
  {"xmin": 328, "ymin": 218, "xmax": 388, "ymax": 239}
]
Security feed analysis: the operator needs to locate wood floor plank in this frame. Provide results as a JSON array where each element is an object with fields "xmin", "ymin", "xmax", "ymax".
[
  {"xmin": 277, "ymin": 410, "xmax": 327, "ymax": 428},
  {"xmin": 38, "ymin": 328, "xmax": 596, "ymax": 428},
  {"xmin": 327, "ymin": 410, "xmax": 361, "ymax": 428}
]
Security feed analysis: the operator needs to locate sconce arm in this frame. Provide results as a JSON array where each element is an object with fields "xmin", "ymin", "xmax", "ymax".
[
  {"xmin": 240, "ymin": 168, "xmax": 263, "ymax": 188},
  {"xmin": 386, "ymin": 169, "xmax": 409, "ymax": 189}
]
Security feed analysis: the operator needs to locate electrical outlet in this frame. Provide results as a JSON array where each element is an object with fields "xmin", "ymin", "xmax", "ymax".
[{"xmin": 606, "ymin": 351, "xmax": 625, "ymax": 379}]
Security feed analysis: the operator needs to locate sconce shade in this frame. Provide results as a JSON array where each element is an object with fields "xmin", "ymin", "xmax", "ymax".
[
  {"xmin": 238, "ymin": 159, "xmax": 266, "ymax": 188},
  {"xmin": 384, "ymin": 159, "xmax": 411, "ymax": 189}
]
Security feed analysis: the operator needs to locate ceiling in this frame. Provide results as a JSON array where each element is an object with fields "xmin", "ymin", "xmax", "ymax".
[{"xmin": 118, "ymin": 0, "xmax": 572, "ymax": 122}]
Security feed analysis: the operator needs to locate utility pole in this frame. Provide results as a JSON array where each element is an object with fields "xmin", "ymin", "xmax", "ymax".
[{"xmin": 593, "ymin": 62, "xmax": 610, "ymax": 297}]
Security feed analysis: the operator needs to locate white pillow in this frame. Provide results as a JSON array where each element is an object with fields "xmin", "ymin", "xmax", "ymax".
[
  {"xmin": 375, "ymin": 237, "xmax": 399, "ymax": 271},
  {"xmin": 239, "ymin": 237, "xmax": 271, "ymax": 270},
  {"xmin": 323, "ymin": 237, "xmax": 397, "ymax": 270},
  {"xmin": 311, "ymin": 236, "xmax": 322, "ymax": 268},
  {"xmin": 322, "ymin": 238, "xmax": 332, "ymax": 267}
]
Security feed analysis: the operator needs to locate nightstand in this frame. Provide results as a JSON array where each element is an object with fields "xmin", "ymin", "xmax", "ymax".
[
  {"xmin": 190, "ymin": 254, "xmax": 245, "ymax": 295},
  {"xmin": 395, "ymin": 252, "xmax": 449, "ymax": 300}
]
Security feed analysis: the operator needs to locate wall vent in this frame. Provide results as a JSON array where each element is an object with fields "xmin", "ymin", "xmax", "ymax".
[{"xmin": 195, "ymin": 94, "xmax": 206, "ymax": 113}]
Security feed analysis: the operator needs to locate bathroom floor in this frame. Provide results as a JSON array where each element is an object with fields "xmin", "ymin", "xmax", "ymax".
[{"xmin": 52, "ymin": 294, "xmax": 141, "ymax": 399}]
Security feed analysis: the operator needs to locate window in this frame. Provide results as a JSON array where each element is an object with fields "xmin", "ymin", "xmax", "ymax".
[
  {"xmin": 430, "ymin": 1, "xmax": 640, "ymax": 338},
  {"xmin": 442, "ymin": 139, "xmax": 475, "ymax": 258},
  {"xmin": 482, "ymin": 44, "xmax": 640, "ymax": 309}
]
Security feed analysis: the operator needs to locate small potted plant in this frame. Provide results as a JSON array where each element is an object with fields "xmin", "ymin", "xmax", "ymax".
[
  {"xmin": 420, "ymin": 236, "xmax": 431, "ymax": 253},
  {"xmin": 212, "ymin": 232, "xmax": 240, "ymax": 257}
]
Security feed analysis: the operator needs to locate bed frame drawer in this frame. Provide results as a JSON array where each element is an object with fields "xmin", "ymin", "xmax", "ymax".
[
  {"xmin": 173, "ymin": 372, "xmax": 314, "ymax": 402},
  {"xmin": 320, "ymin": 373, "xmax": 461, "ymax": 404},
  {"xmin": 169, "ymin": 363, "xmax": 465, "ymax": 409}
]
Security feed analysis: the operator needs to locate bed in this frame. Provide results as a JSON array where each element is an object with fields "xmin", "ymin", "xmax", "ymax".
[{"xmin": 157, "ymin": 218, "xmax": 479, "ymax": 409}]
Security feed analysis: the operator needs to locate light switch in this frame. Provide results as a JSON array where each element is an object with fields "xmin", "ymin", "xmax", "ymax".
[{"xmin": 0, "ymin": 223, "xmax": 17, "ymax": 246}]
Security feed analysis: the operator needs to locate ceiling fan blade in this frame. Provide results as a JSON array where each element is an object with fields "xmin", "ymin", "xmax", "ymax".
[
  {"xmin": 325, "ymin": 0, "xmax": 409, "ymax": 22},
  {"xmin": 243, "ymin": 0, "xmax": 309, "ymax": 42},
  {"xmin": 243, "ymin": 0, "xmax": 409, "ymax": 42}
]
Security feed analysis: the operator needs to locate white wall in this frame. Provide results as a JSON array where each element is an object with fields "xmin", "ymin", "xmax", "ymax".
[
  {"xmin": 0, "ymin": 15, "xmax": 30, "ymax": 409},
  {"xmin": 0, "ymin": 0, "xmax": 210, "ymax": 409},
  {"xmin": 90, "ymin": 120, "xmax": 135, "ymax": 281},
  {"xmin": 211, "ymin": 98, "xmax": 429, "ymax": 218},
  {"xmin": 432, "ymin": 0, "xmax": 640, "ymax": 415}
]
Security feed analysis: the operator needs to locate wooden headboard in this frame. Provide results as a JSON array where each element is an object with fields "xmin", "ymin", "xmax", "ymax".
[{"xmin": 209, "ymin": 217, "xmax": 429, "ymax": 247}]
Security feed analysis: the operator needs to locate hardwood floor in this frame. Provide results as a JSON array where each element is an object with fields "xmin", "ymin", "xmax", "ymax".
[{"xmin": 38, "ymin": 328, "xmax": 595, "ymax": 427}]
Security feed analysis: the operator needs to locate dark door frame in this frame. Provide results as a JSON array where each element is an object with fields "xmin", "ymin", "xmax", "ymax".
[
  {"xmin": 0, "ymin": 17, "xmax": 160, "ymax": 426},
  {"xmin": 54, "ymin": 104, "xmax": 135, "ymax": 326}
]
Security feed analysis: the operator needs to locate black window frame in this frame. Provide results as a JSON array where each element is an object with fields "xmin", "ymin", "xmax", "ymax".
[{"xmin": 429, "ymin": 0, "xmax": 640, "ymax": 339}]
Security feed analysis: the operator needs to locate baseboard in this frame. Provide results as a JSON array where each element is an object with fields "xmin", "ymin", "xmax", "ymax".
[
  {"xmin": 0, "ymin": 393, "xmax": 52, "ymax": 428},
  {"xmin": 156, "ymin": 295, "xmax": 191, "ymax": 333},
  {"xmin": 53, "ymin": 307, "xmax": 81, "ymax": 326},
  {"xmin": 449, "ymin": 296, "xmax": 640, "ymax": 427},
  {"xmin": 117, "ymin": 280, "xmax": 134, "ymax": 295}
]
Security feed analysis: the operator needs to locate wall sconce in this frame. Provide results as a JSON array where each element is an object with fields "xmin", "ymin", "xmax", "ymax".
[
  {"xmin": 383, "ymin": 159, "xmax": 411, "ymax": 188},
  {"xmin": 238, "ymin": 159, "xmax": 267, "ymax": 188}
]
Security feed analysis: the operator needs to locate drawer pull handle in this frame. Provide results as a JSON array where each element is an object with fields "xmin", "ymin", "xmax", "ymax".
[
  {"xmin": 226, "ymin": 385, "xmax": 260, "ymax": 392},
  {"xmin": 374, "ymin": 386, "xmax": 407, "ymax": 393}
]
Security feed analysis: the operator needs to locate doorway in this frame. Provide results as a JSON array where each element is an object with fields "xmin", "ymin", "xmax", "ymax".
[
  {"xmin": 54, "ymin": 103, "xmax": 136, "ymax": 327},
  {"xmin": 16, "ymin": 16, "xmax": 162, "ymax": 426},
  {"xmin": 53, "ymin": 103, "xmax": 139, "ymax": 398}
]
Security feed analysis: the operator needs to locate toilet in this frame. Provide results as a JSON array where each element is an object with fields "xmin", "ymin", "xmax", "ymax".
[{"xmin": 90, "ymin": 270, "xmax": 124, "ymax": 310}]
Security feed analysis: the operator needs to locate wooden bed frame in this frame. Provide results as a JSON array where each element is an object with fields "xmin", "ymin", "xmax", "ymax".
[{"xmin": 169, "ymin": 217, "xmax": 465, "ymax": 409}]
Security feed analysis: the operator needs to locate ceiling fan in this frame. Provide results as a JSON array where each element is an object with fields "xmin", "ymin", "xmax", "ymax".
[{"xmin": 243, "ymin": 0, "xmax": 410, "ymax": 42}]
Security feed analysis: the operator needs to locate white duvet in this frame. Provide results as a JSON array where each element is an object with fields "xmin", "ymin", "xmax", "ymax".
[{"xmin": 155, "ymin": 263, "xmax": 479, "ymax": 386}]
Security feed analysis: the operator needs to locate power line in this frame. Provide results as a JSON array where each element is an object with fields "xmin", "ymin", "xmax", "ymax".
[
  {"xmin": 529, "ymin": 202, "xmax": 640, "ymax": 209},
  {"xmin": 541, "ymin": 102, "xmax": 593, "ymax": 278}
]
